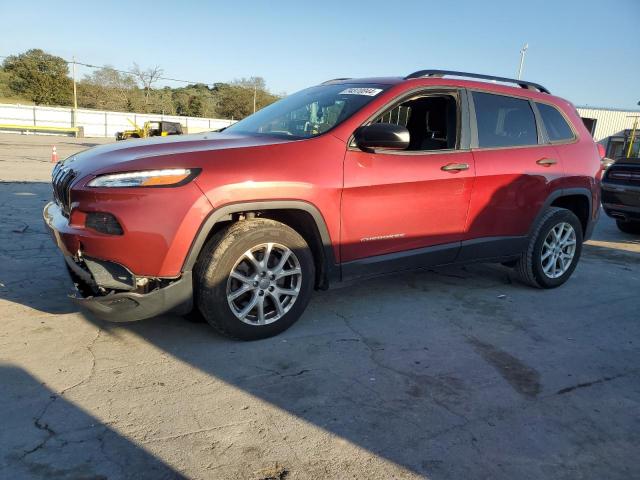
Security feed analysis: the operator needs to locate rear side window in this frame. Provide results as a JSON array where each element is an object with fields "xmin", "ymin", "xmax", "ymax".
[
  {"xmin": 536, "ymin": 102, "xmax": 574, "ymax": 142},
  {"xmin": 472, "ymin": 92, "xmax": 538, "ymax": 148}
]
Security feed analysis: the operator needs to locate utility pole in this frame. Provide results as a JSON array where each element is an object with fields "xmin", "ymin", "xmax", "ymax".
[
  {"xmin": 517, "ymin": 43, "xmax": 528, "ymax": 80},
  {"xmin": 626, "ymin": 115, "xmax": 639, "ymax": 158},
  {"xmin": 625, "ymin": 102, "xmax": 640, "ymax": 158},
  {"xmin": 72, "ymin": 56, "xmax": 78, "ymax": 127},
  {"xmin": 253, "ymin": 83, "xmax": 257, "ymax": 114}
]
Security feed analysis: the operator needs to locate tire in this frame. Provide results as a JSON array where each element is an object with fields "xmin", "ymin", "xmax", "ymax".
[
  {"xmin": 616, "ymin": 219, "xmax": 640, "ymax": 234},
  {"xmin": 194, "ymin": 218, "xmax": 315, "ymax": 340},
  {"xmin": 514, "ymin": 207, "xmax": 583, "ymax": 289}
]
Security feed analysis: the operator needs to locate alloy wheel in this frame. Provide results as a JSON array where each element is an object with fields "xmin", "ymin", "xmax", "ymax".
[
  {"xmin": 540, "ymin": 222, "xmax": 577, "ymax": 279},
  {"xmin": 226, "ymin": 242, "xmax": 302, "ymax": 325}
]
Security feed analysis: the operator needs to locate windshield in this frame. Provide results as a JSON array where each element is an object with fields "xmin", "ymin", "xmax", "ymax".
[{"xmin": 225, "ymin": 83, "xmax": 389, "ymax": 139}]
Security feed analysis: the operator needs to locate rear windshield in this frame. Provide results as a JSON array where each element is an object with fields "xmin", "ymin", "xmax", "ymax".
[{"xmin": 225, "ymin": 83, "xmax": 389, "ymax": 139}]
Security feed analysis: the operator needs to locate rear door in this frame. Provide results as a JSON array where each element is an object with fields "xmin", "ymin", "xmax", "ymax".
[{"xmin": 461, "ymin": 91, "xmax": 563, "ymax": 260}]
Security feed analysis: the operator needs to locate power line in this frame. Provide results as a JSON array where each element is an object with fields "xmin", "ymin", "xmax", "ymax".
[
  {"xmin": 72, "ymin": 60, "xmax": 218, "ymax": 87},
  {"xmin": 0, "ymin": 54, "xmax": 219, "ymax": 87}
]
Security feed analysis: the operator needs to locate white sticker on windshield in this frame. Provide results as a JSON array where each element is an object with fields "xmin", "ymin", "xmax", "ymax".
[{"xmin": 339, "ymin": 87, "xmax": 383, "ymax": 96}]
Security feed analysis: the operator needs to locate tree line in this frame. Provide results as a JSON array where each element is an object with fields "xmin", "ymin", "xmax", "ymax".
[{"xmin": 0, "ymin": 49, "xmax": 280, "ymax": 119}]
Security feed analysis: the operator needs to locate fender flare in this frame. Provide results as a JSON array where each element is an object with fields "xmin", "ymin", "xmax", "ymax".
[
  {"xmin": 182, "ymin": 200, "xmax": 339, "ymax": 284},
  {"xmin": 530, "ymin": 187, "xmax": 595, "ymax": 239}
]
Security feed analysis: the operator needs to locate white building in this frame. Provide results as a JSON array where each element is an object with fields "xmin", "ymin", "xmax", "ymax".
[{"xmin": 576, "ymin": 106, "xmax": 640, "ymax": 158}]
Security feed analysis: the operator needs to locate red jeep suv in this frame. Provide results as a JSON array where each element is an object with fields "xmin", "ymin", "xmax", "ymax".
[{"xmin": 44, "ymin": 70, "xmax": 602, "ymax": 340}]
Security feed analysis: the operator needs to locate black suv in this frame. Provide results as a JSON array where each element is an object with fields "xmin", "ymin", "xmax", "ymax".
[{"xmin": 602, "ymin": 157, "xmax": 640, "ymax": 233}]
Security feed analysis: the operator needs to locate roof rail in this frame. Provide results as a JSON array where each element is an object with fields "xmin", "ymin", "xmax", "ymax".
[
  {"xmin": 320, "ymin": 77, "xmax": 351, "ymax": 85},
  {"xmin": 404, "ymin": 69, "xmax": 550, "ymax": 94}
]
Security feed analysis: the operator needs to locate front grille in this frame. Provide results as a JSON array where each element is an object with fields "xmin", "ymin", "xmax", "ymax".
[
  {"xmin": 606, "ymin": 167, "xmax": 640, "ymax": 186},
  {"xmin": 51, "ymin": 163, "xmax": 77, "ymax": 216}
]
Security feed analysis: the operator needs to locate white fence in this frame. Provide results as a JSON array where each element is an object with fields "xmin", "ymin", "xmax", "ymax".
[
  {"xmin": 0, "ymin": 103, "xmax": 235, "ymax": 138},
  {"xmin": 4, "ymin": 102, "xmax": 635, "ymax": 143}
]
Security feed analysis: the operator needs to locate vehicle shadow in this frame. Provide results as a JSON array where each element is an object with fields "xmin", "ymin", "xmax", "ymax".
[
  {"xmin": 0, "ymin": 364, "xmax": 185, "ymax": 479},
  {"xmin": 3, "ymin": 180, "xmax": 640, "ymax": 478},
  {"xmin": 0, "ymin": 181, "xmax": 78, "ymax": 314}
]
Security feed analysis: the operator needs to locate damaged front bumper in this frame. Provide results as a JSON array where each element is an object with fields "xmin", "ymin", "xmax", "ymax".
[
  {"xmin": 43, "ymin": 201, "xmax": 193, "ymax": 322},
  {"xmin": 68, "ymin": 268, "xmax": 193, "ymax": 322}
]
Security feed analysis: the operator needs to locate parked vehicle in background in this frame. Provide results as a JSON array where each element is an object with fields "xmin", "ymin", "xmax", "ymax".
[
  {"xmin": 44, "ymin": 70, "xmax": 603, "ymax": 340},
  {"xmin": 116, "ymin": 120, "xmax": 183, "ymax": 140},
  {"xmin": 601, "ymin": 156, "xmax": 640, "ymax": 233},
  {"xmin": 601, "ymin": 157, "xmax": 616, "ymax": 170}
]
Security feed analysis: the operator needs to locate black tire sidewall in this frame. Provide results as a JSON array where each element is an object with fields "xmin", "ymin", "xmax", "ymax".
[
  {"xmin": 196, "ymin": 220, "xmax": 315, "ymax": 340},
  {"xmin": 531, "ymin": 210, "xmax": 583, "ymax": 288},
  {"xmin": 616, "ymin": 219, "xmax": 640, "ymax": 234}
]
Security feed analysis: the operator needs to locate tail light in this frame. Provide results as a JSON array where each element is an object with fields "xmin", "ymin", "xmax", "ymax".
[{"xmin": 597, "ymin": 144, "xmax": 609, "ymax": 180}]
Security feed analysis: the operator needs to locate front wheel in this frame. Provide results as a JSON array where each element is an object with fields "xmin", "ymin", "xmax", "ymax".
[
  {"xmin": 514, "ymin": 207, "xmax": 583, "ymax": 288},
  {"xmin": 195, "ymin": 218, "xmax": 315, "ymax": 340}
]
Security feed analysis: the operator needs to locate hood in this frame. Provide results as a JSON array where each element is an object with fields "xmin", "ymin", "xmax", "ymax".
[{"xmin": 60, "ymin": 131, "xmax": 295, "ymax": 178}]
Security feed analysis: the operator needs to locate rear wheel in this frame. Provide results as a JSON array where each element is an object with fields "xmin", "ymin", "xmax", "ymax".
[
  {"xmin": 616, "ymin": 219, "xmax": 640, "ymax": 234},
  {"xmin": 195, "ymin": 219, "xmax": 315, "ymax": 340},
  {"xmin": 514, "ymin": 207, "xmax": 583, "ymax": 288}
]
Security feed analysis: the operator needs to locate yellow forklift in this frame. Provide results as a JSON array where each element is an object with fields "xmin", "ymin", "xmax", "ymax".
[{"xmin": 116, "ymin": 119, "xmax": 184, "ymax": 141}]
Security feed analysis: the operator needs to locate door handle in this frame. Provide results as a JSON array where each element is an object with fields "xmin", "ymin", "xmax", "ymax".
[
  {"xmin": 536, "ymin": 158, "xmax": 557, "ymax": 166},
  {"xmin": 441, "ymin": 163, "xmax": 469, "ymax": 172}
]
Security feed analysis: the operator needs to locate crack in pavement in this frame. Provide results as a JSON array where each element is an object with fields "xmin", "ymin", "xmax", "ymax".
[
  {"xmin": 60, "ymin": 329, "xmax": 102, "ymax": 395},
  {"xmin": 18, "ymin": 395, "xmax": 59, "ymax": 460},
  {"xmin": 252, "ymin": 366, "xmax": 312, "ymax": 379},
  {"xmin": 96, "ymin": 426, "xmax": 128, "ymax": 478},
  {"xmin": 334, "ymin": 310, "xmax": 470, "ymax": 424},
  {"xmin": 19, "ymin": 328, "xmax": 102, "ymax": 460},
  {"xmin": 556, "ymin": 373, "xmax": 627, "ymax": 395},
  {"xmin": 141, "ymin": 420, "xmax": 255, "ymax": 444}
]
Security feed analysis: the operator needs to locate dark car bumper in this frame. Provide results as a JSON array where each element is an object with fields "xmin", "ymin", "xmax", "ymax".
[
  {"xmin": 44, "ymin": 201, "xmax": 193, "ymax": 322},
  {"xmin": 68, "ymin": 270, "xmax": 193, "ymax": 323},
  {"xmin": 601, "ymin": 183, "xmax": 640, "ymax": 222}
]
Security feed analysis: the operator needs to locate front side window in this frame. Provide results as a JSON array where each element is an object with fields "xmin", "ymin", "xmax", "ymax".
[
  {"xmin": 225, "ymin": 83, "xmax": 389, "ymax": 139},
  {"xmin": 473, "ymin": 92, "xmax": 538, "ymax": 148},
  {"xmin": 536, "ymin": 102, "xmax": 574, "ymax": 142},
  {"xmin": 373, "ymin": 94, "xmax": 458, "ymax": 151}
]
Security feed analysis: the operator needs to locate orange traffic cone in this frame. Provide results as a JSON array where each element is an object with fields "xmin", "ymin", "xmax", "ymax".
[{"xmin": 51, "ymin": 146, "xmax": 58, "ymax": 163}]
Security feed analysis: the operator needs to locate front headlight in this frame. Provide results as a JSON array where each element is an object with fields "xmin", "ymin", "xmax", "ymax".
[{"xmin": 87, "ymin": 168, "xmax": 199, "ymax": 188}]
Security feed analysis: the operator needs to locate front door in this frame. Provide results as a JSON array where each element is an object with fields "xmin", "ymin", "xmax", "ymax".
[{"xmin": 341, "ymin": 90, "xmax": 475, "ymax": 278}]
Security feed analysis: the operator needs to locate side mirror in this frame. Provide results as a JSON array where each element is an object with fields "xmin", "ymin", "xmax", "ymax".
[{"xmin": 354, "ymin": 123, "xmax": 410, "ymax": 152}]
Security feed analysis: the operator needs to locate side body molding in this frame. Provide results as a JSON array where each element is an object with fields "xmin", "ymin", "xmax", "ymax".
[{"xmin": 182, "ymin": 189, "xmax": 595, "ymax": 290}]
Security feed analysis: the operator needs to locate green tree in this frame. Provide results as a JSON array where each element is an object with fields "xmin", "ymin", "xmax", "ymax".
[
  {"xmin": 78, "ymin": 66, "xmax": 138, "ymax": 111},
  {"xmin": 170, "ymin": 84, "xmax": 217, "ymax": 117},
  {"xmin": 1, "ymin": 48, "xmax": 280, "ymax": 119},
  {"xmin": 149, "ymin": 87, "xmax": 177, "ymax": 115},
  {"xmin": 2, "ymin": 49, "xmax": 72, "ymax": 105},
  {"xmin": 0, "ymin": 68, "xmax": 15, "ymax": 100},
  {"xmin": 214, "ymin": 78, "xmax": 279, "ymax": 120}
]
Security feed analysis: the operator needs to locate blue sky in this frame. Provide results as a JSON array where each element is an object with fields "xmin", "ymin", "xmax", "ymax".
[{"xmin": 2, "ymin": 0, "xmax": 638, "ymax": 109}]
